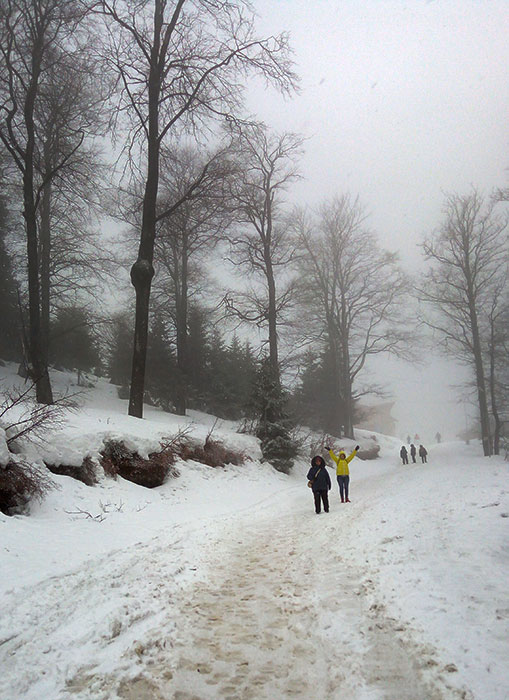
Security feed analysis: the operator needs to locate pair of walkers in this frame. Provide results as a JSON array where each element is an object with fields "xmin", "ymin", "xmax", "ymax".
[{"xmin": 306, "ymin": 445, "xmax": 360, "ymax": 514}]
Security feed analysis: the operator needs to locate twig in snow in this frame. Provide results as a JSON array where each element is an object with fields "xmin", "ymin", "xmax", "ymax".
[{"xmin": 64, "ymin": 507, "xmax": 105, "ymax": 522}]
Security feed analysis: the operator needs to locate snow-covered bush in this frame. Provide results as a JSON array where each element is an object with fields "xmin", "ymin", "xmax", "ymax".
[
  {"xmin": 0, "ymin": 382, "xmax": 69, "ymax": 513},
  {"xmin": 100, "ymin": 439, "xmax": 180, "ymax": 488},
  {"xmin": 45, "ymin": 456, "xmax": 98, "ymax": 486},
  {"xmin": 0, "ymin": 458, "xmax": 56, "ymax": 515},
  {"xmin": 179, "ymin": 439, "xmax": 248, "ymax": 468}
]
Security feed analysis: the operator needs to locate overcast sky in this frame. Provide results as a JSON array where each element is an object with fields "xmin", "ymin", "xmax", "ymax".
[{"xmin": 246, "ymin": 0, "xmax": 509, "ymax": 441}]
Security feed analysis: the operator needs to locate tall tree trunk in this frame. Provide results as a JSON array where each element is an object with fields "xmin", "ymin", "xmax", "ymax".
[
  {"xmin": 326, "ymin": 319, "xmax": 344, "ymax": 436},
  {"xmin": 339, "ymin": 296, "xmax": 354, "ymax": 439},
  {"xmin": 489, "ymin": 318, "xmax": 500, "ymax": 455},
  {"xmin": 175, "ymin": 245, "xmax": 189, "ymax": 416},
  {"xmin": 40, "ymin": 173, "xmax": 51, "ymax": 368},
  {"xmin": 341, "ymin": 348, "xmax": 354, "ymax": 439},
  {"xmin": 23, "ymin": 40, "xmax": 53, "ymax": 405},
  {"xmin": 128, "ymin": 11, "xmax": 161, "ymax": 418},
  {"xmin": 467, "ymin": 294, "xmax": 491, "ymax": 456},
  {"xmin": 464, "ymin": 253, "xmax": 491, "ymax": 455},
  {"xmin": 266, "ymin": 260, "xmax": 279, "ymax": 382}
]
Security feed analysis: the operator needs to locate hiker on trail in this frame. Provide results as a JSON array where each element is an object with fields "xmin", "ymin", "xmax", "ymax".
[
  {"xmin": 307, "ymin": 455, "xmax": 331, "ymax": 514},
  {"xmin": 435, "ymin": 432, "xmax": 441, "ymax": 444},
  {"xmin": 419, "ymin": 444, "xmax": 428, "ymax": 463},
  {"xmin": 325, "ymin": 444, "xmax": 359, "ymax": 503},
  {"xmin": 410, "ymin": 443, "xmax": 417, "ymax": 463},
  {"xmin": 400, "ymin": 445, "xmax": 409, "ymax": 464}
]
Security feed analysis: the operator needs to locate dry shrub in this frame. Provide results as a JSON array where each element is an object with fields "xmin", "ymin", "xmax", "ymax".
[
  {"xmin": 0, "ymin": 460, "xmax": 56, "ymax": 515},
  {"xmin": 100, "ymin": 439, "xmax": 180, "ymax": 488},
  {"xmin": 178, "ymin": 438, "xmax": 247, "ymax": 468},
  {"xmin": 45, "ymin": 456, "xmax": 97, "ymax": 486}
]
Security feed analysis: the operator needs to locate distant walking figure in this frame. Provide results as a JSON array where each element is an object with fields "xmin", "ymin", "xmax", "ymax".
[
  {"xmin": 410, "ymin": 444, "xmax": 417, "ymax": 463},
  {"xmin": 307, "ymin": 455, "xmax": 331, "ymax": 514},
  {"xmin": 419, "ymin": 444, "xmax": 428, "ymax": 463},
  {"xmin": 400, "ymin": 446, "xmax": 409, "ymax": 464},
  {"xmin": 435, "ymin": 432, "xmax": 441, "ymax": 444},
  {"xmin": 326, "ymin": 444, "xmax": 359, "ymax": 503}
]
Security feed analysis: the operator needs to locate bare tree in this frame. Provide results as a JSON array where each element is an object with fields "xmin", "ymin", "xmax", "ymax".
[
  {"xmin": 419, "ymin": 190, "xmax": 509, "ymax": 456},
  {"xmin": 0, "ymin": 0, "xmax": 96, "ymax": 404},
  {"xmin": 34, "ymin": 46, "xmax": 110, "ymax": 366},
  {"xmin": 152, "ymin": 144, "xmax": 236, "ymax": 414},
  {"xmin": 295, "ymin": 195, "xmax": 411, "ymax": 439},
  {"xmin": 225, "ymin": 122, "xmax": 304, "ymax": 386},
  {"xmin": 97, "ymin": 0, "xmax": 298, "ymax": 418}
]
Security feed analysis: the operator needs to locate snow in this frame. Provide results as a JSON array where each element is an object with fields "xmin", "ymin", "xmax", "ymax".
[{"xmin": 1, "ymin": 363, "xmax": 508, "ymax": 699}]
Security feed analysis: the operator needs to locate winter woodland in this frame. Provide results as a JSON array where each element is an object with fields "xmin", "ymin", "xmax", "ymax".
[{"xmin": 0, "ymin": 2, "xmax": 508, "ymax": 699}]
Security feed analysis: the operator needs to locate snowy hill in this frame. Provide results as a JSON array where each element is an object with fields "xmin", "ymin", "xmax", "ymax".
[{"xmin": 1, "ymin": 365, "xmax": 508, "ymax": 699}]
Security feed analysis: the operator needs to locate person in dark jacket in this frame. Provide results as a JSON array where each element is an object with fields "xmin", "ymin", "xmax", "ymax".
[
  {"xmin": 419, "ymin": 444, "xmax": 428, "ymax": 463},
  {"xmin": 306, "ymin": 455, "xmax": 331, "ymax": 514},
  {"xmin": 400, "ymin": 445, "xmax": 408, "ymax": 464},
  {"xmin": 410, "ymin": 443, "xmax": 417, "ymax": 463}
]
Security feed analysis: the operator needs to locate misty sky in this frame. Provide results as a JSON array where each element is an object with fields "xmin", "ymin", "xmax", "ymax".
[{"xmin": 245, "ymin": 0, "xmax": 509, "ymax": 440}]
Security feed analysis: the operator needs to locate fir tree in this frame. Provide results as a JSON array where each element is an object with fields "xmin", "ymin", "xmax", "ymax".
[
  {"xmin": 146, "ymin": 313, "xmax": 177, "ymax": 411},
  {"xmin": 108, "ymin": 314, "xmax": 133, "ymax": 387},
  {"xmin": 186, "ymin": 307, "xmax": 210, "ymax": 409},
  {"xmin": 251, "ymin": 356, "xmax": 297, "ymax": 473},
  {"xmin": 50, "ymin": 306, "xmax": 100, "ymax": 382}
]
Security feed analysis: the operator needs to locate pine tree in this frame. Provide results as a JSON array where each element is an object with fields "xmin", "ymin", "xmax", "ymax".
[
  {"xmin": 186, "ymin": 307, "xmax": 210, "ymax": 410},
  {"xmin": 50, "ymin": 307, "xmax": 100, "ymax": 382},
  {"xmin": 290, "ymin": 346, "xmax": 346, "ymax": 435},
  {"xmin": 146, "ymin": 313, "xmax": 177, "ymax": 411},
  {"xmin": 251, "ymin": 357, "xmax": 297, "ymax": 473},
  {"xmin": 108, "ymin": 314, "xmax": 133, "ymax": 388}
]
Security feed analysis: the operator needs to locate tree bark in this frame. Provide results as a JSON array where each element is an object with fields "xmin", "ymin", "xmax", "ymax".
[
  {"xmin": 23, "ymin": 34, "xmax": 53, "ymax": 405},
  {"xmin": 175, "ymin": 243, "xmax": 189, "ymax": 415},
  {"xmin": 128, "ymin": 5, "xmax": 161, "ymax": 418},
  {"xmin": 40, "ymin": 137, "xmax": 52, "ymax": 368},
  {"xmin": 488, "ymin": 317, "xmax": 500, "ymax": 455},
  {"xmin": 465, "ymin": 269, "xmax": 492, "ymax": 456}
]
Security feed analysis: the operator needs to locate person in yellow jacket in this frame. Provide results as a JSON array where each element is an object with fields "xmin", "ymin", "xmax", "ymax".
[{"xmin": 325, "ymin": 444, "xmax": 360, "ymax": 503}]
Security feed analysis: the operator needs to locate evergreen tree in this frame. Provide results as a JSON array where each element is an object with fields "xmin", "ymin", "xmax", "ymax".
[
  {"xmin": 290, "ymin": 346, "xmax": 346, "ymax": 435},
  {"xmin": 108, "ymin": 314, "xmax": 133, "ymax": 387},
  {"xmin": 227, "ymin": 336, "xmax": 257, "ymax": 418},
  {"xmin": 251, "ymin": 357, "xmax": 297, "ymax": 473},
  {"xmin": 50, "ymin": 307, "xmax": 100, "ymax": 382},
  {"xmin": 186, "ymin": 307, "xmax": 210, "ymax": 410},
  {"xmin": 145, "ymin": 313, "xmax": 177, "ymax": 411},
  {"xmin": 206, "ymin": 327, "xmax": 231, "ymax": 417}
]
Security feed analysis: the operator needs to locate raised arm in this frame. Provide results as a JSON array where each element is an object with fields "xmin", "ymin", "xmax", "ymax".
[
  {"xmin": 325, "ymin": 445, "xmax": 338, "ymax": 463},
  {"xmin": 346, "ymin": 446, "xmax": 360, "ymax": 463}
]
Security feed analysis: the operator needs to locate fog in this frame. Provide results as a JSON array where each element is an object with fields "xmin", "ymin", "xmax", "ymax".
[{"xmin": 244, "ymin": 0, "xmax": 509, "ymax": 440}]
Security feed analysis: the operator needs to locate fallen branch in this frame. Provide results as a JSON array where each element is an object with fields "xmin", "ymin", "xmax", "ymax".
[{"xmin": 64, "ymin": 507, "xmax": 105, "ymax": 522}]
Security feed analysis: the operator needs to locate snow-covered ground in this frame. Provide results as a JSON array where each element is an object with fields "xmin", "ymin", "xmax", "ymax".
[{"xmin": 1, "ymin": 365, "xmax": 508, "ymax": 699}]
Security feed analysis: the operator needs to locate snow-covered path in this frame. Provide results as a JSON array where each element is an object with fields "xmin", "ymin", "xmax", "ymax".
[
  {"xmin": 163, "ymin": 506, "xmax": 449, "ymax": 700},
  {"xmin": 3, "ymin": 438, "xmax": 508, "ymax": 699},
  {"xmin": 1, "ymin": 485, "xmax": 469, "ymax": 700}
]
